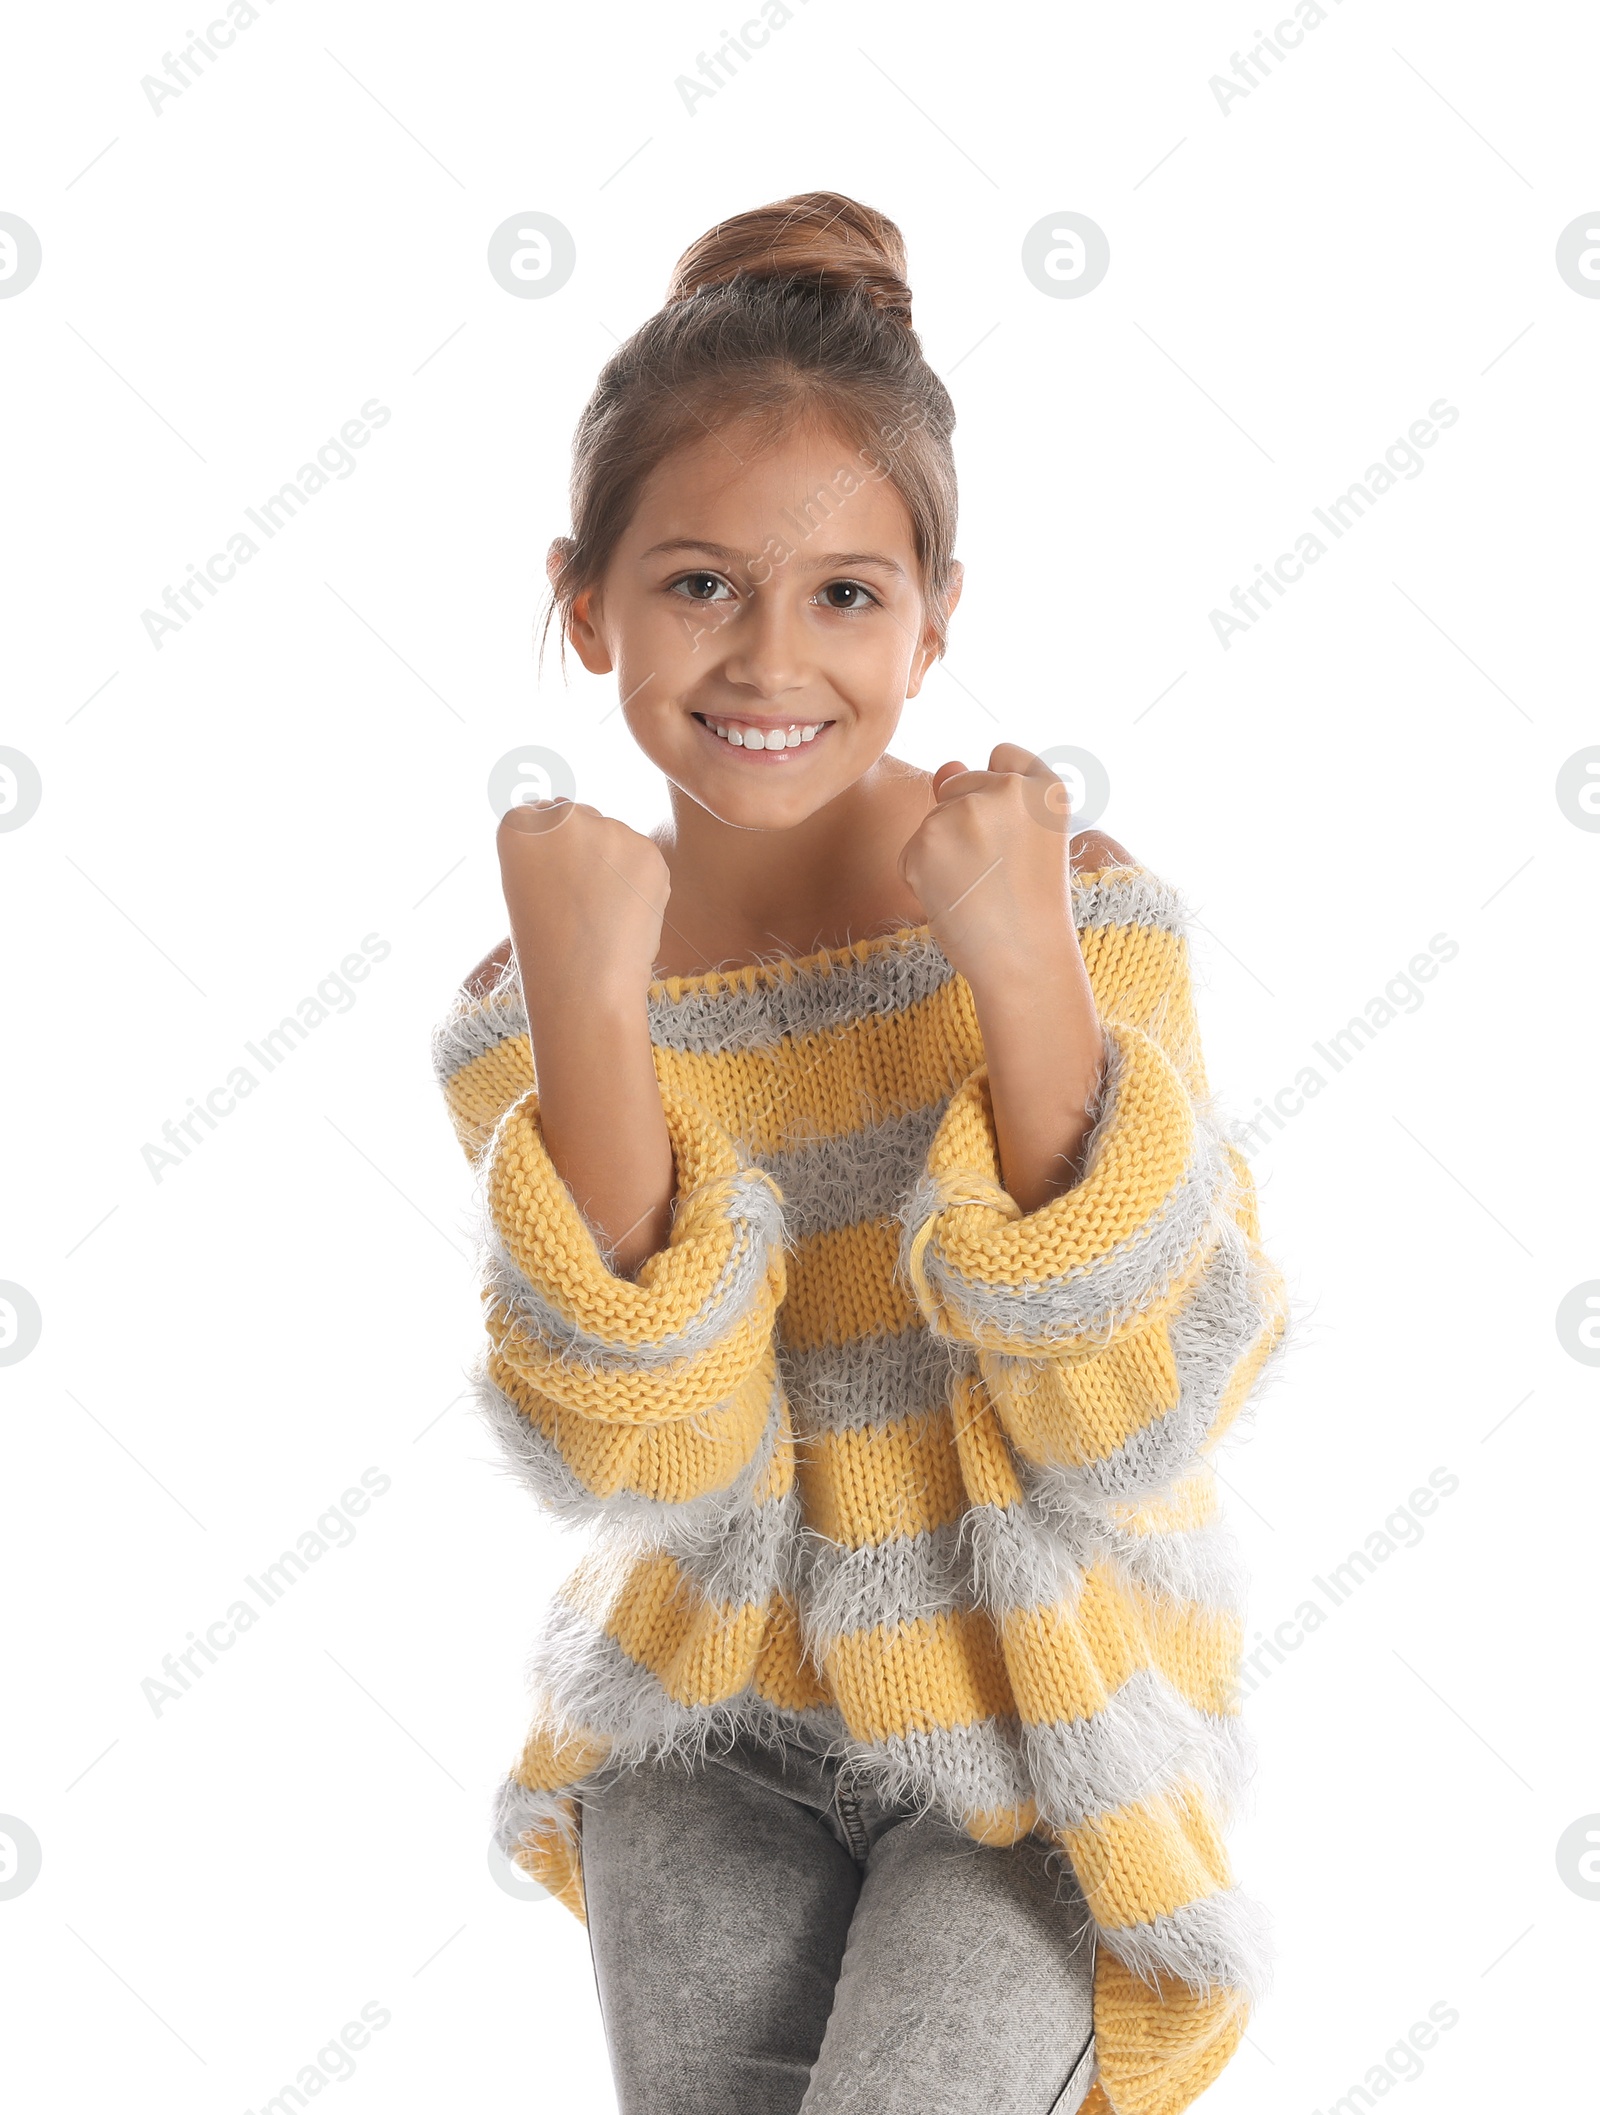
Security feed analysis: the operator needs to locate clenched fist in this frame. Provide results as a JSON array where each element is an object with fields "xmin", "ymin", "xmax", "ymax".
[
  {"xmin": 897, "ymin": 743, "xmax": 1081, "ymax": 997},
  {"xmin": 497, "ymin": 799, "xmax": 671, "ymax": 1008}
]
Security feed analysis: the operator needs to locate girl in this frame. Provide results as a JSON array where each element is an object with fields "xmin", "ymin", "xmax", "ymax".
[{"xmin": 433, "ymin": 192, "xmax": 1293, "ymax": 2115}]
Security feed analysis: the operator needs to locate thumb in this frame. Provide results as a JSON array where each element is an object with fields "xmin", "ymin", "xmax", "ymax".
[{"xmin": 930, "ymin": 759, "xmax": 970, "ymax": 798}]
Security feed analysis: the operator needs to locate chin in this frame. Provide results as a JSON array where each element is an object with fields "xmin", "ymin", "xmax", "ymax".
[{"xmin": 691, "ymin": 782, "xmax": 831, "ymax": 832}]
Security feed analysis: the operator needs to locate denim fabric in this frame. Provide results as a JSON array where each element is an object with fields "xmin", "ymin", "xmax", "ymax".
[{"xmin": 577, "ymin": 1717, "xmax": 1097, "ymax": 2114}]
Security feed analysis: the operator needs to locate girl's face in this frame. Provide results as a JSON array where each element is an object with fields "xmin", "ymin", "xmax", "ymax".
[{"xmin": 559, "ymin": 414, "xmax": 960, "ymax": 830}]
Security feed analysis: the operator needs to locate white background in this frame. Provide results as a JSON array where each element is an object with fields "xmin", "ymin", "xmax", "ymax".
[{"xmin": 3, "ymin": 0, "xmax": 1597, "ymax": 2107}]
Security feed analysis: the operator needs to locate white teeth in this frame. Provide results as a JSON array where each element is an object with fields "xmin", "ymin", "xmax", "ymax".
[{"xmin": 703, "ymin": 717, "xmax": 827, "ymax": 749}]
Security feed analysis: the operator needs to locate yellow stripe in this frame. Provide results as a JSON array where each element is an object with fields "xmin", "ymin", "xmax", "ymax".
[
  {"xmin": 1106, "ymin": 1467, "xmax": 1218, "ymax": 1539},
  {"xmin": 948, "ymin": 1373, "xmax": 1026, "ymax": 1510},
  {"xmin": 1090, "ymin": 1951, "xmax": 1249, "ymax": 2115},
  {"xmin": 963, "ymin": 1799, "xmax": 1040, "ymax": 1846},
  {"xmin": 752, "ymin": 1594, "xmax": 832, "ymax": 1712},
  {"xmin": 513, "ymin": 1714, "xmax": 612, "ymax": 1795},
  {"xmin": 922, "ymin": 1021, "xmax": 1198, "ymax": 1298},
  {"xmin": 823, "ymin": 1607, "xmax": 1015, "ymax": 1740},
  {"xmin": 779, "ymin": 1218, "xmax": 919, "ymax": 1350},
  {"xmin": 1003, "ymin": 1569, "xmax": 1242, "ymax": 1723},
  {"xmin": 984, "ymin": 1278, "xmax": 1210, "ymax": 1467},
  {"xmin": 488, "ymin": 1293, "xmax": 776, "ymax": 1427},
  {"xmin": 441, "ymin": 1032, "xmax": 534, "ymax": 1162},
  {"xmin": 593, "ymin": 1550, "xmax": 772, "ymax": 1709},
  {"xmin": 488, "ymin": 1097, "xmax": 772, "ymax": 1356},
  {"xmin": 489, "ymin": 1349, "xmax": 775, "ymax": 1503},
  {"xmin": 652, "ymin": 974, "xmax": 982, "ymax": 1158},
  {"xmin": 1057, "ymin": 1777, "xmax": 1233, "ymax": 1929},
  {"xmin": 1080, "ymin": 922, "xmax": 1203, "ymax": 1099},
  {"xmin": 796, "ymin": 1407, "xmax": 966, "ymax": 1546},
  {"xmin": 507, "ymin": 1809, "xmax": 587, "ymax": 1921}
]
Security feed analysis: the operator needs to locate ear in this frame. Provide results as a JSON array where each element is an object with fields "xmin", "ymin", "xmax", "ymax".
[
  {"xmin": 549, "ymin": 540, "xmax": 615, "ymax": 676},
  {"xmin": 905, "ymin": 559, "xmax": 964, "ymax": 700}
]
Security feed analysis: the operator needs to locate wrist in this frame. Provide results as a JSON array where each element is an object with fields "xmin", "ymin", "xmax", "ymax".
[
  {"xmin": 963, "ymin": 943, "xmax": 1086, "ymax": 1019},
  {"xmin": 526, "ymin": 976, "xmax": 654, "ymax": 1067}
]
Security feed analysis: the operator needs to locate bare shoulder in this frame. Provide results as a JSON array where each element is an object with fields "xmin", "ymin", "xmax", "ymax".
[
  {"xmin": 462, "ymin": 937, "xmax": 513, "ymax": 1000},
  {"xmin": 1069, "ymin": 828, "xmax": 1138, "ymax": 875}
]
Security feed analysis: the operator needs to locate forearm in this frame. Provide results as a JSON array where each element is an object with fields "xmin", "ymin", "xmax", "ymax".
[
  {"xmin": 524, "ymin": 983, "xmax": 675, "ymax": 1278},
  {"xmin": 969, "ymin": 947, "xmax": 1107, "ymax": 1216}
]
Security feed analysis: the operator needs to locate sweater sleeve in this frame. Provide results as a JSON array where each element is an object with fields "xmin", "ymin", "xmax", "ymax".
[
  {"xmin": 432, "ymin": 967, "xmax": 788, "ymax": 1519},
  {"xmin": 897, "ymin": 866, "xmax": 1291, "ymax": 1498}
]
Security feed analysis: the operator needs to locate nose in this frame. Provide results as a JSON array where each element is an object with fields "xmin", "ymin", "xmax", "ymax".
[{"xmin": 716, "ymin": 586, "xmax": 810, "ymax": 702}]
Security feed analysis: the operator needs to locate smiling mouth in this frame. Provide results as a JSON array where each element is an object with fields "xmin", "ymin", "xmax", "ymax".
[{"xmin": 692, "ymin": 712, "xmax": 835, "ymax": 755}]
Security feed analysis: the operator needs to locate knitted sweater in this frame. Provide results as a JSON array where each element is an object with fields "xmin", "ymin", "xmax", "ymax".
[{"xmin": 431, "ymin": 859, "xmax": 1293, "ymax": 2115}]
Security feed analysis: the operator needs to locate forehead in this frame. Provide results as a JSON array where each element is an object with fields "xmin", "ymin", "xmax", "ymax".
[{"xmin": 621, "ymin": 413, "xmax": 918, "ymax": 562}]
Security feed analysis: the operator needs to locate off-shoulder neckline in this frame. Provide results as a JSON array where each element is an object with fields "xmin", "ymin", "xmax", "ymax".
[{"xmin": 646, "ymin": 860, "xmax": 1144, "ymax": 1001}]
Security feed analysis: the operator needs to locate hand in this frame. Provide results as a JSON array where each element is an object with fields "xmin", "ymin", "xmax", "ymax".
[
  {"xmin": 497, "ymin": 800, "xmax": 671, "ymax": 1008},
  {"xmin": 899, "ymin": 745, "xmax": 1107, "ymax": 1212},
  {"xmin": 896, "ymin": 743, "xmax": 1080, "ymax": 995}
]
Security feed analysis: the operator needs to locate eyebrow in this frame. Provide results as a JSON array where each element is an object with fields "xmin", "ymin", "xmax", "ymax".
[{"xmin": 639, "ymin": 538, "xmax": 906, "ymax": 578}]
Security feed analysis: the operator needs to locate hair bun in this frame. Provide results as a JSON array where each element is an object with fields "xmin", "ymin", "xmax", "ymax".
[{"xmin": 665, "ymin": 190, "xmax": 913, "ymax": 327}]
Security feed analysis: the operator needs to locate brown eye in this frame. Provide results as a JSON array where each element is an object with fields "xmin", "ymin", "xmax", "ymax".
[
  {"xmin": 671, "ymin": 572, "xmax": 729, "ymax": 602},
  {"xmin": 821, "ymin": 580, "xmax": 877, "ymax": 611}
]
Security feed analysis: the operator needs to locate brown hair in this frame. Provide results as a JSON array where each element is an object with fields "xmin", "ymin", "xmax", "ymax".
[{"xmin": 538, "ymin": 190, "xmax": 959, "ymax": 678}]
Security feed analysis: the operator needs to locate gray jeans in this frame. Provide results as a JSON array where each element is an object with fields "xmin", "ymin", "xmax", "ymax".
[{"xmin": 577, "ymin": 1717, "xmax": 1097, "ymax": 2114}]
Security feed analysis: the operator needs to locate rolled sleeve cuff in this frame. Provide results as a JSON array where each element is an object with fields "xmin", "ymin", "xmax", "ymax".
[
  {"xmin": 479, "ymin": 1077, "xmax": 787, "ymax": 1423},
  {"xmin": 899, "ymin": 1016, "xmax": 1230, "ymax": 1360}
]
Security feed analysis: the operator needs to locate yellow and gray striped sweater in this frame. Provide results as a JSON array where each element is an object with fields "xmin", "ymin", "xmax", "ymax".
[{"xmin": 432, "ymin": 859, "xmax": 1293, "ymax": 2115}]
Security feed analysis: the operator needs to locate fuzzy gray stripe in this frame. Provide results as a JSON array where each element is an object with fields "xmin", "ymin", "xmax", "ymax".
[
  {"xmin": 492, "ymin": 1775, "xmax": 580, "ymax": 1874},
  {"xmin": 779, "ymin": 1325, "xmax": 967, "ymax": 1435},
  {"xmin": 752, "ymin": 1098, "xmax": 949, "ymax": 1243},
  {"xmin": 1005, "ymin": 1459, "xmax": 1250, "ymax": 1614},
  {"xmin": 432, "ymin": 865, "xmax": 1188, "ymax": 1088},
  {"xmin": 474, "ymin": 1162, "xmax": 784, "ymax": 1376},
  {"xmin": 1071, "ymin": 865, "xmax": 1189, "ymax": 938},
  {"xmin": 640, "ymin": 870, "xmax": 1188, "ymax": 1057},
  {"xmin": 795, "ymin": 1509, "xmax": 1085, "ymax": 1656},
  {"xmin": 663, "ymin": 1481, "xmax": 807, "ymax": 1609},
  {"xmin": 1013, "ymin": 1207, "xmax": 1283, "ymax": 1501},
  {"xmin": 646, "ymin": 931, "xmax": 958, "ymax": 1055},
  {"xmin": 796, "ymin": 1519, "xmax": 972, "ymax": 1653},
  {"xmin": 1098, "ymin": 1884, "xmax": 1275, "ymax": 2008},
  {"xmin": 468, "ymin": 1355, "xmax": 786, "ymax": 1531},
  {"xmin": 957, "ymin": 1498, "xmax": 1100, "ymax": 1616},
  {"xmin": 900, "ymin": 1035, "xmax": 1232, "ymax": 1353},
  {"xmin": 431, "ymin": 959, "xmax": 527, "ymax": 1085},
  {"xmin": 527, "ymin": 1595, "xmax": 848, "ymax": 1771},
  {"xmin": 822, "ymin": 1717, "xmax": 1038, "ymax": 1823},
  {"xmin": 1082, "ymin": 1512, "xmax": 1246, "ymax": 1616},
  {"xmin": 1020, "ymin": 1667, "xmax": 1255, "ymax": 1834}
]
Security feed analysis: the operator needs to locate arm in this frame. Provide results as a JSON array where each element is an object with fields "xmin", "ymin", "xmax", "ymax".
[
  {"xmin": 897, "ymin": 789, "xmax": 1289, "ymax": 1496},
  {"xmin": 498, "ymin": 801, "xmax": 676, "ymax": 1279},
  {"xmin": 431, "ymin": 805, "xmax": 788, "ymax": 1522}
]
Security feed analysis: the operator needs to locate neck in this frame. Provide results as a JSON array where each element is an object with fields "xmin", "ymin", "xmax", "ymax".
[{"xmin": 650, "ymin": 752, "xmax": 936, "ymax": 977}]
